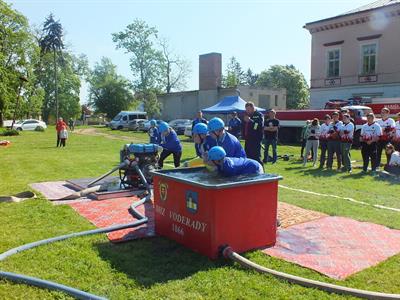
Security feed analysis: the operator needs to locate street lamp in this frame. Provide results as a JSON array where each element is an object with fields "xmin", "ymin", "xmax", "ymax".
[{"xmin": 10, "ymin": 76, "xmax": 28, "ymax": 130}]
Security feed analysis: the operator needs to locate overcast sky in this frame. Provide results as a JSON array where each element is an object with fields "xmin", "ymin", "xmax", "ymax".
[{"xmin": 9, "ymin": 0, "xmax": 373, "ymax": 102}]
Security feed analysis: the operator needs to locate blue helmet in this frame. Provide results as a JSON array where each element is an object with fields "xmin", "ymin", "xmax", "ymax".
[
  {"xmin": 158, "ymin": 121, "xmax": 169, "ymax": 133},
  {"xmin": 193, "ymin": 123, "xmax": 208, "ymax": 135},
  {"xmin": 150, "ymin": 119, "xmax": 157, "ymax": 126},
  {"xmin": 208, "ymin": 146, "xmax": 226, "ymax": 161},
  {"xmin": 208, "ymin": 117, "xmax": 225, "ymax": 132}
]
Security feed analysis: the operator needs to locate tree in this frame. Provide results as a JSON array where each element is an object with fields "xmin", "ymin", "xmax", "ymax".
[
  {"xmin": 159, "ymin": 38, "xmax": 191, "ymax": 93},
  {"xmin": 245, "ymin": 68, "xmax": 258, "ymax": 86},
  {"xmin": 88, "ymin": 57, "xmax": 134, "ymax": 119},
  {"xmin": 39, "ymin": 13, "xmax": 64, "ymax": 120},
  {"xmin": 257, "ymin": 65, "xmax": 309, "ymax": 109},
  {"xmin": 142, "ymin": 90, "xmax": 161, "ymax": 118},
  {"xmin": 222, "ymin": 56, "xmax": 245, "ymax": 88},
  {"xmin": 112, "ymin": 19, "xmax": 163, "ymax": 93},
  {"xmin": 0, "ymin": 0, "xmax": 40, "ymax": 126}
]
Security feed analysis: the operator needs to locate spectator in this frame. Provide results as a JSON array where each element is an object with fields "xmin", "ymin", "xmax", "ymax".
[
  {"xmin": 228, "ymin": 112, "xmax": 242, "ymax": 138},
  {"xmin": 376, "ymin": 107, "xmax": 396, "ymax": 168},
  {"xmin": 148, "ymin": 119, "xmax": 160, "ymax": 144},
  {"xmin": 339, "ymin": 114, "xmax": 355, "ymax": 173},
  {"xmin": 68, "ymin": 118, "xmax": 75, "ymax": 131},
  {"xmin": 56, "ymin": 117, "xmax": 67, "ymax": 147},
  {"xmin": 360, "ymin": 113, "xmax": 382, "ymax": 173},
  {"xmin": 158, "ymin": 122, "xmax": 182, "ymax": 169},
  {"xmin": 303, "ymin": 118, "xmax": 320, "ymax": 167},
  {"xmin": 300, "ymin": 120, "xmax": 311, "ymax": 159},
  {"xmin": 242, "ymin": 102, "xmax": 264, "ymax": 164},
  {"xmin": 263, "ymin": 109, "xmax": 280, "ymax": 164},
  {"xmin": 59, "ymin": 125, "xmax": 68, "ymax": 147},
  {"xmin": 393, "ymin": 112, "xmax": 400, "ymax": 151},
  {"xmin": 192, "ymin": 111, "xmax": 208, "ymax": 129},
  {"xmin": 384, "ymin": 143, "xmax": 400, "ymax": 175},
  {"xmin": 326, "ymin": 111, "xmax": 343, "ymax": 170},
  {"xmin": 318, "ymin": 115, "xmax": 331, "ymax": 169}
]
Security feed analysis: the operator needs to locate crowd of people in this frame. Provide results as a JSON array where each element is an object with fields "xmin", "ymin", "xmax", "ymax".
[{"xmin": 148, "ymin": 104, "xmax": 400, "ymax": 176}]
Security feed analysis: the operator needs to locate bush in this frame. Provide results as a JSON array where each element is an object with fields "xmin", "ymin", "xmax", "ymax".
[
  {"xmin": 35, "ymin": 126, "xmax": 45, "ymax": 132},
  {"xmin": 0, "ymin": 129, "xmax": 20, "ymax": 136}
]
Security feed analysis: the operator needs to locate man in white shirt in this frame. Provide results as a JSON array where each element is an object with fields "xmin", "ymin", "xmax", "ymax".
[
  {"xmin": 326, "ymin": 111, "xmax": 343, "ymax": 170},
  {"xmin": 339, "ymin": 114, "xmax": 354, "ymax": 172},
  {"xmin": 360, "ymin": 113, "xmax": 382, "ymax": 173},
  {"xmin": 318, "ymin": 115, "xmax": 331, "ymax": 169},
  {"xmin": 376, "ymin": 107, "xmax": 396, "ymax": 168}
]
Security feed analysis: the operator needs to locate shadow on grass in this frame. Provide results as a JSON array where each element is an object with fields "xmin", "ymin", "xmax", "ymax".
[
  {"xmin": 96, "ymin": 237, "xmax": 226, "ymax": 287},
  {"xmin": 284, "ymin": 165, "xmax": 338, "ymax": 178}
]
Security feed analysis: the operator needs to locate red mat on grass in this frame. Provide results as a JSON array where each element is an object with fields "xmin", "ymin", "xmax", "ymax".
[
  {"xmin": 68, "ymin": 197, "xmax": 155, "ymax": 242},
  {"xmin": 263, "ymin": 216, "xmax": 400, "ymax": 279}
]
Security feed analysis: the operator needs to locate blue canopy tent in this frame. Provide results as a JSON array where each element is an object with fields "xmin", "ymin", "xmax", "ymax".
[{"xmin": 201, "ymin": 95, "xmax": 266, "ymax": 114}]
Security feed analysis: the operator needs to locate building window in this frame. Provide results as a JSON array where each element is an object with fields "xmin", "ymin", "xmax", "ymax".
[
  {"xmin": 274, "ymin": 95, "xmax": 278, "ymax": 106},
  {"xmin": 327, "ymin": 49, "xmax": 340, "ymax": 78},
  {"xmin": 361, "ymin": 44, "xmax": 376, "ymax": 75}
]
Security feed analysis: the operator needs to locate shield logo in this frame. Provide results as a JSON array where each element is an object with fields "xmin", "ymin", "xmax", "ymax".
[
  {"xmin": 186, "ymin": 191, "xmax": 198, "ymax": 214},
  {"xmin": 159, "ymin": 183, "xmax": 168, "ymax": 201}
]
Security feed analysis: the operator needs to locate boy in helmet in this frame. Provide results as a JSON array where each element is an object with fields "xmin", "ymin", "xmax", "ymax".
[
  {"xmin": 207, "ymin": 146, "xmax": 263, "ymax": 177},
  {"xmin": 148, "ymin": 119, "xmax": 160, "ymax": 144},
  {"xmin": 183, "ymin": 123, "xmax": 209, "ymax": 167},
  {"xmin": 206, "ymin": 117, "xmax": 246, "ymax": 158},
  {"xmin": 158, "ymin": 121, "xmax": 182, "ymax": 169}
]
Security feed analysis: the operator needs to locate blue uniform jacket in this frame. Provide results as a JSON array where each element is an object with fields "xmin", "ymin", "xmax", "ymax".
[
  {"xmin": 204, "ymin": 132, "xmax": 246, "ymax": 158},
  {"xmin": 160, "ymin": 130, "xmax": 182, "ymax": 152},
  {"xmin": 148, "ymin": 127, "xmax": 160, "ymax": 144},
  {"xmin": 217, "ymin": 157, "xmax": 263, "ymax": 177},
  {"xmin": 228, "ymin": 117, "xmax": 242, "ymax": 137}
]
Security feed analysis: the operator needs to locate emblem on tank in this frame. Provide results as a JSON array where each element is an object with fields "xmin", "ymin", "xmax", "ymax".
[
  {"xmin": 186, "ymin": 191, "xmax": 198, "ymax": 213},
  {"xmin": 159, "ymin": 182, "xmax": 168, "ymax": 201}
]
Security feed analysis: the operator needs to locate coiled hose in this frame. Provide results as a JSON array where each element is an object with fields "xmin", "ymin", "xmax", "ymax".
[
  {"xmin": 0, "ymin": 177, "xmax": 152, "ymax": 300},
  {"xmin": 223, "ymin": 246, "xmax": 400, "ymax": 300}
]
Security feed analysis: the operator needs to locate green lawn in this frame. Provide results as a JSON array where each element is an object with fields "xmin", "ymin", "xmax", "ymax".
[{"xmin": 0, "ymin": 126, "xmax": 399, "ymax": 299}]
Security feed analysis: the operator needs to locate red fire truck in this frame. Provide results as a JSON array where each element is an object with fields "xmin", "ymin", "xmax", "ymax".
[
  {"xmin": 325, "ymin": 97, "xmax": 400, "ymax": 117},
  {"xmin": 275, "ymin": 105, "xmax": 372, "ymax": 147}
]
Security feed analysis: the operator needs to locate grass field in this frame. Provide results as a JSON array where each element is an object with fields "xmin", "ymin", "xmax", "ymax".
[{"xmin": 0, "ymin": 126, "xmax": 399, "ymax": 299}]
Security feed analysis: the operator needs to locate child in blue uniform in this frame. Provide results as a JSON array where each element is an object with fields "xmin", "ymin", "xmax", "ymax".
[
  {"xmin": 158, "ymin": 122, "xmax": 182, "ymax": 169},
  {"xmin": 148, "ymin": 119, "xmax": 160, "ymax": 144},
  {"xmin": 207, "ymin": 146, "xmax": 263, "ymax": 177},
  {"xmin": 206, "ymin": 117, "xmax": 246, "ymax": 159}
]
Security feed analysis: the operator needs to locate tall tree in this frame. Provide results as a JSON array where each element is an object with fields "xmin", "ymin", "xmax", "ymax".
[
  {"xmin": 88, "ymin": 57, "xmax": 134, "ymax": 119},
  {"xmin": 222, "ymin": 56, "xmax": 245, "ymax": 88},
  {"xmin": 245, "ymin": 68, "xmax": 258, "ymax": 86},
  {"xmin": 0, "ymin": 0, "xmax": 39, "ymax": 126},
  {"xmin": 39, "ymin": 13, "xmax": 64, "ymax": 120},
  {"xmin": 257, "ymin": 65, "xmax": 309, "ymax": 109},
  {"xmin": 112, "ymin": 19, "xmax": 163, "ymax": 93},
  {"xmin": 159, "ymin": 38, "xmax": 191, "ymax": 93}
]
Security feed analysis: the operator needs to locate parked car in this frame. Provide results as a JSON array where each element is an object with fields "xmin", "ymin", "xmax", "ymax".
[
  {"xmin": 139, "ymin": 119, "xmax": 162, "ymax": 132},
  {"xmin": 184, "ymin": 125, "xmax": 192, "ymax": 137},
  {"xmin": 168, "ymin": 119, "xmax": 192, "ymax": 135},
  {"xmin": 128, "ymin": 119, "xmax": 146, "ymax": 131},
  {"xmin": 13, "ymin": 119, "xmax": 47, "ymax": 131},
  {"xmin": 109, "ymin": 111, "xmax": 147, "ymax": 130}
]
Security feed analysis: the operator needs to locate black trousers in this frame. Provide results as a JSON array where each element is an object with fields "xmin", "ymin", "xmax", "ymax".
[
  {"xmin": 245, "ymin": 139, "xmax": 262, "ymax": 164},
  {"xmin": 56, "ymin": 133, "xmax": 61, "ymax": 147},
  {"xmin": 376, "ymin": 140, "xmax": 390, "ymax": 167},
  {"xmin": 384, "ymin": 165, "xmax": 400, "ymax": 175},
  {"xmin": 319, "ymin": 140, "xmax": 328, "ymax": 168},
  {"xmin": 327, "ymin": 140, "xmax": 341, "ymax": 169},
  {"xmin": 60, "ymin": 138, "xmax": 66, "ymax": 147},
  {"xmin": 361, "ymin": 142, "xmax": 378, "ymax": 171},
  {"xmin": 158, "ymin": 149, "xmax": 182, "ymax": 169}
]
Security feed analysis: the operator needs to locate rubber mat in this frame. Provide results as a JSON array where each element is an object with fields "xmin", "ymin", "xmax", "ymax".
[
  {"xmin": 263, "ymin": 216, "xmax": 400, "ymax": 279},
  {"xmin": 68, "ymin": 197, "xmax": 155, "ymax": 242}
]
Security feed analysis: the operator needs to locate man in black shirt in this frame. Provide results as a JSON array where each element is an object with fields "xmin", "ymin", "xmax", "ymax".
[
  {"xmin": 242, "ymin": 102, "xmax": 264, "ymax": 164},
  {"xmin": 263, "ymin": 109, "xmax": 280, "ymax": 163},
  {"xmin": 192, "ymin": 111, "xmax": 208, "ymax": 129}
]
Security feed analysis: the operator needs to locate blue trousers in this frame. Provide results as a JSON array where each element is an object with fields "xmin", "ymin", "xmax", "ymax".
[{"xmin": 264, "ymin": 139, "xmax": 277, "ymax": 163}]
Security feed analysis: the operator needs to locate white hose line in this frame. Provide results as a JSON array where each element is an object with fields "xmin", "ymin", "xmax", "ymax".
[{"xmin": 279, "ymin": 185, "xmax": 400, "ymax": 213}]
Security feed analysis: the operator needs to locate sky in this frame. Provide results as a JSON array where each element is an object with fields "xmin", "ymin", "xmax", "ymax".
[{"xmin": 8, "ymin": 0, "xmax": 374, "ymax": 103}]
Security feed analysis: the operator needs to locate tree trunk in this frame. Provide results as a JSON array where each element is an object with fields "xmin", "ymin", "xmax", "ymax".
[
  {"xmin": 54, "ymin": 50, "xmax": 59, "ymax": 120},
  {"xmin": 166, "ymin": 61, "xmax": 171, "ymax": 93},
  {"xmin": 0, "ymin": 111, "xmax": 3, "ymax": 128}
]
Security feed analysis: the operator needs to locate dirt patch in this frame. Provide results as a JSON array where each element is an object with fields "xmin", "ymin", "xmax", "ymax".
[
  {"xmin": 74, "ymin": 128, "xmax": 133, "ymax": 141},
  {"xmin": 278, "ymin": 202, "xmax": 327, "ymax": 228}
]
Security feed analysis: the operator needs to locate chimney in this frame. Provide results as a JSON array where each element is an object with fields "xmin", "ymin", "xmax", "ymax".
[{"xmin": 199, "ymin": 53, "xmax": 222, "ymax": 90}]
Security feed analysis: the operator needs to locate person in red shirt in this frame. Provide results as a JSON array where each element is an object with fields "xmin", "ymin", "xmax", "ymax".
[{"xmin": 56, "ymin": 117, "xmax": 68, "ymax": 147}]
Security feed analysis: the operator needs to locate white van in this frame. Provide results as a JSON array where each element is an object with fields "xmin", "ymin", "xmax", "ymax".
[{"xmin": 109, "ymin": 111, "xmax": 147, "ymax": 130}]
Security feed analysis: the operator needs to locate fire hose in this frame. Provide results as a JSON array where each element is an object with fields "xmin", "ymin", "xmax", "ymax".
[
  {"xmin": 222, "ymin": 246, "xmax": 400, "ymax": 300},
  {"xmin": 0, "ymin": 167, "xmax": 152, "ymax": 300}
]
